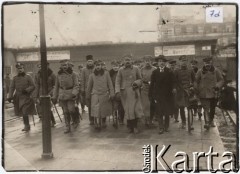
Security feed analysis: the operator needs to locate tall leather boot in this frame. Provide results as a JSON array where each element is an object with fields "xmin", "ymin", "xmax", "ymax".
[
  {"xmin": 64, "ymin": 113, "xmax": 71, "ymax": 134},
  {"xmin": 133, "ymin": 118, "xmax": 139, "ymax": 134},
  {"xmin": 22, "ymin": 115, "xmax": 30, "ymax": 132},
  {"xmin": 203, "ymin": 111, "xmax": 210, "ymax": 130},
  {"xmin": 50, "ymin": 111, "xmax": 56, "ymax": 127}
]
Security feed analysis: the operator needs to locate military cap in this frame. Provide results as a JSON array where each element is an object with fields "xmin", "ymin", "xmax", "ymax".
[
  {"xmin": 203, "ymin": 57, "xmax": 213, "ymax": 63},
  {"xmin": 16, "ymin": 62, "xmax": 24, "ymax": 68},
  {"xmin": 169, "ymin": 60, "xmax": 177, "ymax": 65},
  {"xmin": 122, "ymin": 54, "xmax": 133, "ymax": 59},
  {"xmin": 190, "ymin": 60, "xmax": 198, "ymax": 65},
  {"xmin": 78, "ymin": 64, "xmax": 83, "ymax": 68},
  {"xmin": 94, "ymin": 60, "xmax": 102, "ymax": 65},
  {"xmin": 179, "ymin": 55, "xmax": 187, "ymax": 61},
  {"xmin": 111, "ymin": 60, "xmax": 118, "ymax": 66},
  {"xmin": 86, "ymin": 55, "xmax": 93, "ymax": 61},
  {"xmin": 59, "ymin": 59, "xmax": 69, "ymax": 64},
  {"xmin": 142, "ymin": 55, "xmax": 153, "ymax": 61},
  {"xmin": 155, "ymin": 55, "xmax": 167, "ymax": 62},
  {"xmin": 68, "ymin": 61, "xmax": 74, "ymax": 67}
]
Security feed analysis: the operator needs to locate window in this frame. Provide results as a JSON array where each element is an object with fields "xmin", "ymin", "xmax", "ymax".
[
  {"xmin": 186, "ymin": 26, "xmax": 193, "ymax": 34},
  {"xmin": 175, "ymin": 27, "xmax": 181, "ymax": 35},
  {"xmin": 198, "ymin": 26, "xmax": 204, "ymax": 33},
  {"xmin": 212, "ymin": 26, "xmax": 218, "ymax": 33},
  {"xmin": 226, "ymin": 25, "xmax": 232, "ymax": 33},
  {"xmin": 4, "ymin": 66, "xmax": 11, "ymax": 75}
]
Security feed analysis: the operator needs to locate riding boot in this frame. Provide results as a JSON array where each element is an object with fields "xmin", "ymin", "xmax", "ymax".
[
  {"xmin": 50, "ymin": 111, "xmax": 56, "ymax": 127},
  {"xmin": 64, "ymin": 113, "xmax": 71, "ymax": 134},
  {"xmin": 22, "ymin": 115, "xmax": 30, "ymax": 132}
]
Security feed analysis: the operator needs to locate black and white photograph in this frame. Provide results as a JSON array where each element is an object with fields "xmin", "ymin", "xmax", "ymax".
[{"xmin": 2, "ymin": 1, "xmax": 239, "ymax": 172}]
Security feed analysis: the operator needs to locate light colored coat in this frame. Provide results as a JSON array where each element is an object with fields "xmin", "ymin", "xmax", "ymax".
[
  {"xmin": 53, "ymin": 69, "xmax": 79, "ymax": 101},
  {"xmin": 140, "ymin": 66, "xmax": 156, "ymax": 117},
  {"xmin": 115, "ymin": 66, "xmax": 144, "ymax": 120},
  {"xmin": 87, "ymin": 70, "xmax": 114, "ymax": 118},
  {"xmin": 195, "ymin": 66, "xmax": 224, "ymax": 99}
]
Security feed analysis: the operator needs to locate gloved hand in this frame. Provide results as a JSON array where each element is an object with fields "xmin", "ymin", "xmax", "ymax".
[
  {"xmin": 7, "ymin": 97, "xmax": 13, "ymax": 103},
  {"xmin": 51, "ymin": 98, "xmax": 57, "ymax": 105},
  {"xmin": 72, "ymin": 94, "xmax": 77, "ymax": 100},
  {"xmin": 22, "ymin": 89, "xmax": 28, "ymax": 95}
]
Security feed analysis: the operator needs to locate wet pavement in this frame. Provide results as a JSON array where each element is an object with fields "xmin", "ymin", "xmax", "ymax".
[{"xmin": 3, "ymin": 104, "xmax": 226, "ymax": 172}]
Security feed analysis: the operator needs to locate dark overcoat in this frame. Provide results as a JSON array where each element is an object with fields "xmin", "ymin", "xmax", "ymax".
[
  {"xmin": 8, "ymin": 73, "xmax": 36, "ymax": 116},
  {"xmin": 149, "ymin": 67, "xmax": 175, "ymax": 115}
]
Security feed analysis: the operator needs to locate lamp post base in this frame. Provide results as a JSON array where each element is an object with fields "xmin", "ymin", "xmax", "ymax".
[{"xmin": 41, "ymin": 152, "xmax": 54, "ymax": 159}]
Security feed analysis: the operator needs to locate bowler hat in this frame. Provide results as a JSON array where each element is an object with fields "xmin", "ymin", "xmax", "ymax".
[{"xmin": 155, "ymin": 55, "xmax": 167, "ymax": 62}]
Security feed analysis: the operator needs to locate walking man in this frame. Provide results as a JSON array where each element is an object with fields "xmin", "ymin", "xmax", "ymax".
[
  {"xmin": 8, "ymin": 63, "xmax": 36, "ymax": 132},
  {"xmin": 33, "ymin": 63, "xmax": 56, "ymax": 126},
  {"xmin": 149, "ymin": 55, "xmax": 175, "ymax": 134},
  {"xmin": 115, "ymin": 55, "xmax": 143, "ymax": 133},
  {"xmin": 194, "ymin": 57, "xmax": 224, "ymax": 129},
  {"xmin": 52, "ymin": 60, "xmax": 79, "ymax": 133},
  {"xmin": 86, "ymin": 60, "xmax": 114, "ymax": 130},
  {"xmin": 140, "ymin": 55, "xmax": 156, "ymax": 127},
  {"xmin": 82, "ymin": 55, "xmax": 95, "ymax": 125}
]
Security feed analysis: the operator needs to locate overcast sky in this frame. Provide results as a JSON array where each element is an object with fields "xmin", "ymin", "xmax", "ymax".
[{"xmin": 3, "ymin": 4, "xmax": 236, "ymax": 48}]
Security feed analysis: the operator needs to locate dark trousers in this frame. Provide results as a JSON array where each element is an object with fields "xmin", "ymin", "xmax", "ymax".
[
  {"xmin": 156, "ymin": 103, "xmax": 170, "ymax": 130},
  {"xmin": 209, "ymin": 99, "xmax": 216, "ymax": 123},
  {"xmin": 179, "ymin": 107, "xmax": 186, "ymax": 124},
  {"xmin": 201, "ymin": 98, "xmax": 217, "ymax": 124},
  {"xmin": 23, "ymin": 115, "xmax": 30, "ymax": 127},
  {"xmin": 37, "ymin": 102, "xmax": 55, "ymax": 123},
  {"xmin": 150, "ymin": 100, "xmax": 156, "ymax": 122},
  {"xmin": 118, "ymin": 101, "xmax": 124, "ymax": 122},
  {"xmin": 88, "ymin": 100, "xmax": 94, "ymax": 123},
  {"xmin": 127, "ymin": 119, "xmax": 138, "ymax": 130}
]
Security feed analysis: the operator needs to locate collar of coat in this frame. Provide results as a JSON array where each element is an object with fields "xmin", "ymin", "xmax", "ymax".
[
  {"xmin": 109, "ymin": 69, "xmax": 118, "ymax": 76},
  {"xmin": 38, "ymin": 68, "xmax": 53, "ymax": 77},
  {"xmin": 86, "ymin": 65, "xmax": 95, "ymax": 69},
  {"xmin": 17, "ymin": 72, "xmax": 26, "ymax": 77},
  {"xmin": 94, "ymin": 69, "xmax": 104, "ymax": 76},
  {"xmin": 202, "ymin": 65, "xmax": 215, "ymax": 74},
  {"xmin": 124, "ymin": 65, "xmax": 133, "ymax": 69},
  {"xmin": 58, "ymin": 67, "xmax": 73, "ymax": 75}
]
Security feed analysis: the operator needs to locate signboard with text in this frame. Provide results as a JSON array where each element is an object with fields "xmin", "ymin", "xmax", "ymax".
[
  {"xmin": 163, "ymin": 45, "xmax": 195, "ymax": 56},
  {"xmin": 16, "ymin": 50, "xmax": 70, "ymax": 62}
]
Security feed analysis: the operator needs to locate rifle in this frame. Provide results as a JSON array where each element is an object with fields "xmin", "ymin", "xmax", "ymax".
[{"xmin": 51, "ymin": 101, "xmax": 63, "ymax": 122}]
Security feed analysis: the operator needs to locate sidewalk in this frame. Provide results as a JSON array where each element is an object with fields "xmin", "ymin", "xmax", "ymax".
[{"xmin": 3, "ymin": 106, "xmax": 226, "ymax": 171}]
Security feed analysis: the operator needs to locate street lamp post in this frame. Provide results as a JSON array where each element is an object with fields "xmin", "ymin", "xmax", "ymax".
[{"xmin": 39, "ymin": 4, "xmax": 53, "ymax": 159}]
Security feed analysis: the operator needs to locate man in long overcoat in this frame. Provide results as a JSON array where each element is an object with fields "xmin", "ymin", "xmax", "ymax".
[
  {"xmin": 33, "ymin": 63, "xmax": 56, "ymax": 126},
  {"xmin": 52, "ymin": 60, "xmax": 79, "ymax": 133},
  {"xmin": 87, "ymin": 60, "xmax": 114, "ymax": 130},
  {"xmin": 149, "ymin": 55, "xmax": 176, "ymax": 134},
  {"xmin": 82, "ymin": 55, "xmax": 95, "ymax": 125},
  {"xmin": 78, "ymin": 64, "xmax": 85, "ymax": 112},
  {"xmin": 194, "ymin": 57, "xmax": 223, "ymax": 129},
  {"xmin": 140, "ymin": 55, "xmax": 156, "ymax": 127},
  {"xmin": 115, "ymin": 55, "xmax": 144, "ymax": 134},
  {"xmin": 175, "ymin": 56, "xmax": 195, "ymax": 129},
  {"xmin": 109, "ymin": 60, "xmax": 125, "ymax": 125},
  {"xmin": 8, "ymin": 63, "xmax": 36, "ymax": 132}
]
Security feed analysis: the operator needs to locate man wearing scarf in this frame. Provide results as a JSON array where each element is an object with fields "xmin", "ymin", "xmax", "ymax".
[
  {"xmin": 194, "ymin": 57, "xmax": 223, "ymax": 130},
  {"xmin": 175, "ymin": 56, "xmax": 195, "ymax": 129},
  {"xmin": 8, "ymin": 63, "xmax": 36, "ymax": 132},
  {"xmin": 33, "ymin": 63, "xmax": 56, "ymax": 127},
  {"xmin": 82, "ymin": 55, "xmax": 95, "ymax": 125},
  {"xmin": 140, "ymin": 55, "xmax": 156, "ymax": 127},
  {"xmin": 115, "ymin": 55, "xmax": 143, "ymax": 134},
  {"xmin": 52, "ymin": 60, "xmax": 79, "ymax": 134},
  {"xmin": 86, "ymin": 60, "xmax": 114, "ymax": 130}
]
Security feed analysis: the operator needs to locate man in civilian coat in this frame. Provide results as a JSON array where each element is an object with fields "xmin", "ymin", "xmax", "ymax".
[{"xmin": 149, "ymin": 55, "xmax": 176, "ymax": 134}]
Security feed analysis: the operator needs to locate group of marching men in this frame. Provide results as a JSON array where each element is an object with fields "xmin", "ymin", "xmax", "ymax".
[{"xmin": 7, "ymin": 54, "xmax": 224, "ymax": 134}]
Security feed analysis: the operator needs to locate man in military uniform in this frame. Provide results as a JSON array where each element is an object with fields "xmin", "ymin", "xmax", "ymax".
[
  {"xmin": 140, "ymin": 55, "xmax": 156, "ymax": 127},
  {"xmin": 78, "ymin": 64, "xmax": 85, "ymax": 113},
  {"xmin": 8, "ymin": 63, "xmax": 36, "ymax": 132},
  {"xmin": 33, "ymin": 63, "xmax": 56, "ymax": 126},
  {"xmin": 52, "ymin": 60, "xmax": 79, "ymax": 133},
  {"xmin": 82, "ymin": 55, "xmax": 95, "ymax": 125},
  {"xmin": 175, "ymin": 56, "xmax": 195, "ymax": 129},
  {"xmin": 194, "ymin": 57, "xmax": 224, "ymax": 129},
  {"xmin": 115, "ymin": 55, "xmax": 143, "ymax": 134}
]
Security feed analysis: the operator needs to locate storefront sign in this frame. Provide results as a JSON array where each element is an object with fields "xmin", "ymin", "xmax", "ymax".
[
  {"xmin": 16, "ymin": 50, "xmax": 70, "ymax": 62},
  {"xmin": 163, "ymin": 45, "xmax": 195, "ymax": 56}
]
